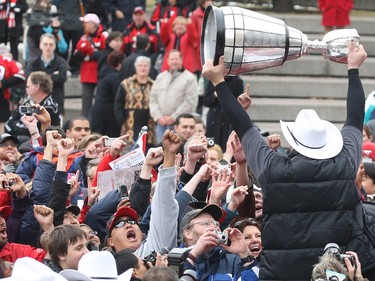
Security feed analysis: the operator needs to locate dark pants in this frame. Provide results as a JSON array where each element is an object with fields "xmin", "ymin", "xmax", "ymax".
[
  {"xmin": 81, "ymin": 83, "xmax": 96, "ymax": 118},
  {"xmin": 62, "ymin": 29, "xmax": 83, "ymax": 73}
]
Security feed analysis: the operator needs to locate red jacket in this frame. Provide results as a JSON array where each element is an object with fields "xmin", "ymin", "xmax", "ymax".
[
  {"xmin": 318, "ymin": 0, "xmax": 353, "ymax": 27},
  {"xmin": 160, "ymin": 20, "xmax": 201, "ymax": 74},
  {"xmin": 75, "ymin": 25, "xmax": 107, "ymax": 83},
  {"xmin": 0, "ymin": 242, "xmax": 46, "ymax": 263},
  {"xmin": 150, "ymin": 3, "xmax": 187, "ymax": 27},
  {"xmin": 122, "ymin": 21, "xmax": 159, "ymax": 56},
  {"xmin": 0, "ymin": 55, "xmax": 25, "ymax": 100}
]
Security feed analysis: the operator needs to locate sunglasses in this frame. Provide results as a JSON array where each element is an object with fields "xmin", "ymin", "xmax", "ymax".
[{"xmin": 114, "ymin": 219, "xmax": 138, "ymax": 228}]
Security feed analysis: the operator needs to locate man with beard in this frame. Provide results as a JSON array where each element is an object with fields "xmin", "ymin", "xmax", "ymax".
[
  {"xmin": 0, "ymin": 134, "xmax": 20, "ymax": 170},
  {"xmin": 180, "ymin": 204, "xmax": 259, "ymax": 280}
]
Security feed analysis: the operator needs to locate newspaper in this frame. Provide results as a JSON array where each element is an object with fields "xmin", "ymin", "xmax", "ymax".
[{"xmin": 109, "ymin": 147, "xmax": 145, "ymax": 170}]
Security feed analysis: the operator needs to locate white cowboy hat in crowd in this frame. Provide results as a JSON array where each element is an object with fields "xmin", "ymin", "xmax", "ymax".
[
  {"xmin": 60, "ymin": 251, "xmax": 133, "ymax": 281},
  {"xmin": 3, "ymin": 257, "xmax": 67, "ymax": 281},
  {"xmin": 280, "ymin": 109, "xmax": 343, "ymax": 160}
]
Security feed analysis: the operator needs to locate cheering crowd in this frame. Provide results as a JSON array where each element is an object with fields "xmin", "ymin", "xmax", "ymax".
[{"xmin": 0, "ymin": 0, "xmax": 375, "ymax": 281}]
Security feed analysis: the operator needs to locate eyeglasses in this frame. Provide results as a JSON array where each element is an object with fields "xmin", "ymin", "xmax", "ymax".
[
  {"xmin": 234, "ymin": 218, "xmax": 258, "ymax": 229},
  {"xmin": 114, "ymin": 219, "xmax": 138, "ymax": 228},
  {"xmin": 186, "ymin": 220, "xmax": 219, "ymax": 229},
  {"xmin": 88, "ymin": 231, "xmax": 98, "ymax": 239}
]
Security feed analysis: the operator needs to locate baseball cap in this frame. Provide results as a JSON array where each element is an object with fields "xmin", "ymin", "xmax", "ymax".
[
  {"xmin": 133, "ymin": 6, "xmax": 145, "ymax": 14},
  {"xmin": 66, "ymin": 205, "xmax": 80, "ymax": 216},
  {"xmin": 80, "ymin": 13, "xmax": 100, "ymax": 25},
  {"xmin": 0, "ymin": 133, "xmax": 19, "ymax": 146},
  {"xmin": 179, "ymin": 204, "xmax": 225, "ymax": 236},
  {"xmin": 107, "ymin": 206, "xmax": 139, "ymax": 237},
  {"xmin": 0, "ymin": 205, "xmax": 12, "ymax": 220},
  {"xmin": 363, "ymin": 142, "xmax": 375, "ymax": 162}
]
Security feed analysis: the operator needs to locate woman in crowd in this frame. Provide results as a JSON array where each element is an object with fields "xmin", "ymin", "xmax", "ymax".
[
  {"xmin": 114, "ymin": 56, "xmax": 155, "ymax": 147},
  {"xmin": 234, "ymin": 218, "xmax": 263, "ymax": 261}
]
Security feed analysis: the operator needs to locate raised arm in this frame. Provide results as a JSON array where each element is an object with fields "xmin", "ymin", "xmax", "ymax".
[
  {"xmin": 345, "ymin": 43, "xmax": 367, "ymax": 130},
  {"xmin": 202, "ymin": 57, "xmax": 253, "ymax": 140}
]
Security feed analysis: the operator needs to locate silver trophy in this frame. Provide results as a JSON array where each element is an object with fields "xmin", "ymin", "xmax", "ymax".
[{"xmin": 201, "ymin": 5, "xmax": 360, "ymax": 76}]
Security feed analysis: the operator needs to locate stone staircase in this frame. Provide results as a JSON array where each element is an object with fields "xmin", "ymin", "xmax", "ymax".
[
  {"xmin": 64, "ymin": 10, "xmax": 375, "ymax": 146},
  {"xmin": 237, "ymin": 12, "xmax": 375, "ymax": 145}
]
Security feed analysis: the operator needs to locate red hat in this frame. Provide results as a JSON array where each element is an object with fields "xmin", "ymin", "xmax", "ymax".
[
  {"xmin": 107, "ymin": 206, "xmax": 139, "ymax": 236},
  {"xmin": 363, "ymin": 142, "xmax": 375, "ymax": 162},
  {"xmin": 133, "ymin": 6, "xmax": 145, "ymax": 15},
  {"xmin": 0, "ymin": 205, "xmax": 12, "ymax": 220}
]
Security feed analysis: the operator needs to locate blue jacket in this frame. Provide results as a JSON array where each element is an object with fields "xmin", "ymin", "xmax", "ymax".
[
  {"xmin": 183, "ymin": 247, "xmax": 259, "ymax": 281},
  {"xmin": 18, "ymin": 159, "xmax": 56, "ymax": 245},
  {"xmin": 16, "ymin": 146, "xmax": 84, "ymax": 203},
  {"xmin": 18, "ymin": 160, "xmax": 70, "ymax": 246}
]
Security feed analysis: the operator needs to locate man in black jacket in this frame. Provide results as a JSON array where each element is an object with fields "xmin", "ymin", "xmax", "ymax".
[
  {"xmin": 202, "ymin": 44, "xmax": 375, "ymax": 280},
  {"xmin": 25, "ymin": 33, "xmax": 67, "ymax": 114}
]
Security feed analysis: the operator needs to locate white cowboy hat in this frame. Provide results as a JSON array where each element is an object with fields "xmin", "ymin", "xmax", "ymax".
[
  {"xmin": 3, "ymin": 257, "xmax": 67, "ymax": 281},
  {"xmin": 280, "ymin": 109, "xmax": 343, "ymax": 160},
  {"xmin": 60, "ymin": 251, "xmax": 133, "ymax": 281}
]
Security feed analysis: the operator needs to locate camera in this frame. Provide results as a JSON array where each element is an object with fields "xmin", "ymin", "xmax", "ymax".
[
  {"xmin": 323, "ymin": 243, "xmax": 355, "ymax": 267},
  {"xmin": 19, "ymin": 105, "xmax": 41, "ymax": 115},
  {"xmin": 104, "ymin": 138, "xmax": 116, "ymax": 147},
  {"xmin": 167, "ymin": 247, "xmax": 191, "ymax": 277},
  {"xmin": 218, "ymin": 164, "xmax": 231, "ymax": 175},
  {"xmin": 215, "ymin": 230, "xmax": 231, "ymax": 246},
  {"xmin": 325, "ymin": 269, "xmax": 346, "ymax": 281},
  {"xmin": 143, "ymin": 247, "xmax": 171, "ymax": 266},
  {"xmin": 207, "ymin": 137, "xmax": 215, "ymax": 148},
  {"xmin": 86, "ymin": 242, "xmax": 99, "ymax": 251},
  {"xmin": 193, "ymin": 157, "xmax": 206, "ymax": 174},
  {"xmin": 2, "ymin": 180, "xmax": 14, "ymax": 189},
  {"xmin": 26, "ymin": 8, "xmax": 64, "ymax": 27}
]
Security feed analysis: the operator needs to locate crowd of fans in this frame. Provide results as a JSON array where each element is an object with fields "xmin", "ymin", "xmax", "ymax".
[{"xmin": 0, "ymin": 0, "xmax": 374, "ymax": 281}]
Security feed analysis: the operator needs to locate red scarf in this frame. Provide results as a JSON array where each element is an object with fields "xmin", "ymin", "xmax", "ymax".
[
  {"xmin": 7, "ymin": 0, "xmax": 16, "ymax": 28},
  {"xmin": 0, "ymin": 0, "xmax": 17, "ymax": 28}
]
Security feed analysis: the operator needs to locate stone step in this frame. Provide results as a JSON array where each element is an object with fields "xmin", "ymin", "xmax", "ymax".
[
  {"xmin": 271, "ymin": 13, "xmax": 375, "ymax": 36},
  {"xmin": 247, "ymin": 97, "xmax": 346, "ymax": 122},
  {"xmin": 252, "ymin": 56, "xmax": 375, "ymax": 78},
  {"xmin": 241, "ymin": 75, "xmax": 375, "ymax": 99}
]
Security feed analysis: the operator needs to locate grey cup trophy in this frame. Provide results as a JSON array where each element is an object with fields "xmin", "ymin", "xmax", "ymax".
[{"xmin": 201, "ymin": 5, "xmax": 360, "ymax": 76}]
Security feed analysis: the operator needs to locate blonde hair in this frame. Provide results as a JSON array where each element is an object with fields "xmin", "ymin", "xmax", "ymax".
[
  {"xmin": 311, "ymin": 253, "xmax": 347, "ymax": 281},
  {"xmin": 208, "ymin": 144, "xmax": 223, "ymax": 161},
  {"xmin": 172, "ymin": 16, "xmax": 187, "ymax": 30}
]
